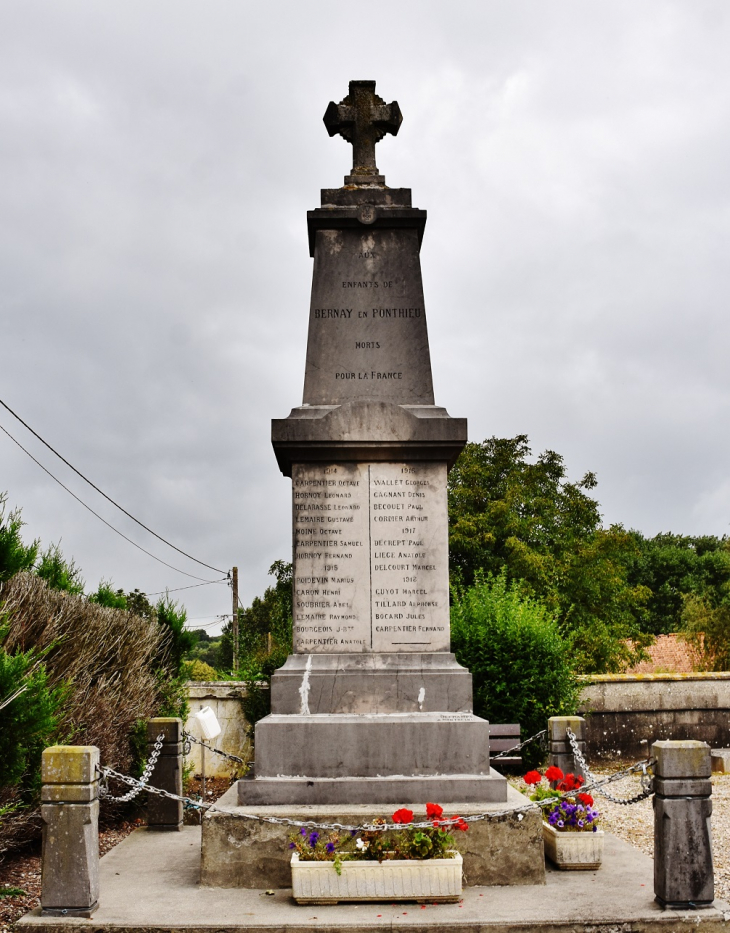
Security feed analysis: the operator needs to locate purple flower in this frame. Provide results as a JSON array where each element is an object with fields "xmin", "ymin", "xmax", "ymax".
[
  {"xmin": 592, "ymin": 825, "xmax": 598, "ymax": 833},
  {"xmin": 308, "ymin": 832, "xmax": 320, "ymax": 847},
  {"xmin": 289, "ymin": 842, "xmax": 296, "ymax": 849},
  {"xmin": 557, "ymin": 820, "xmax": 564, "ymax": 828},
  {"xmin": 300, "ymin": 828, "xmax": 307, "ymax": 836},
  {"xmin": 325, "ymin": 842, "xmax": 335, "ymax": 853}
]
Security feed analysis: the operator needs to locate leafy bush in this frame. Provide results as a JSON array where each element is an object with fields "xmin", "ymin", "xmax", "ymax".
[
  {"xmin": 451, "ymin": 570, "xmax": 580, "ymax": 767},
  {"xmin": 0, "ymin": 624, "xmax": 65, "ymax": 793},
  {"xmin": 0, "ymin": 494, "xmax": 38, "ymax": 584},
  {"xmin": 184, "ymin": 659, "xmax": 219, "ymax": 681},
  {"xmin": 680, "ymin": 594, "xmax": 730, "ymax": 671}
]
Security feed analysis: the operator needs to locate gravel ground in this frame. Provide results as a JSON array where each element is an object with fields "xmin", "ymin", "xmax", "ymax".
[{"xmin": 511, "ymin": 765, "xmax": 730, "ymax": 905}]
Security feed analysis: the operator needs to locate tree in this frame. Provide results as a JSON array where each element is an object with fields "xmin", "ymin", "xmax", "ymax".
[
  {"xmin": 681, "ymin": 594, "xmax": 730, "ymax": 671},
  {"xmin": 0, "ymin": 494, "xmax": 38, "ymax": 584},
  {"xmin": 627, "ymin": 533, "xmax": 730, "ymax": 635},
  {"xmin": 34, "ymin": 542, "xmax": 84, "ymax": 595},
  {"xmin": 219, "ymin": 561, "xmax": 293, "ymax": 673},
  {"xmin": 448, "ymin": 436, "xmax": 652, "ymax": 673},
  {"xmin": 451, "ymin": 571, "xmax": 579, "ymax": 766}
]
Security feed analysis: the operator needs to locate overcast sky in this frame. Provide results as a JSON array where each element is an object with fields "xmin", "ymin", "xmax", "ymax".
[{"xmin": 2, "ymin": 1, "xmax": 729, "ymax": 633}]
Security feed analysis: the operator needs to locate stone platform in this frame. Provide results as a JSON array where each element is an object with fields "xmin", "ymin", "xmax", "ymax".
[
  {"xmin": 19, "ymin": 826, "xmax": 730, "ymax": 933},
  {"xmin": 201, "ymin": 785, "xmax": 542, "ymax": 888}
]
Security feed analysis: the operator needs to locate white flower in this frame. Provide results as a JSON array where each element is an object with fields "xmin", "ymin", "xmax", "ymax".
[{"xmin": 355, "ymin": 838, "xmax": 369, "ymax": 851}]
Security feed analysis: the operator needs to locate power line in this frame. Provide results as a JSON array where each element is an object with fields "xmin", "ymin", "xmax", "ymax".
[
  {"xmin": 0, "ymin": 422, "xmax": 219, "ymax": 583},
  {"xmin": 0, "ymin": 398, "xmax": 225, "ymax": 575},
  {"xmin": 144, "ymin": 578, "xmax": 229, "ymax": 598}
]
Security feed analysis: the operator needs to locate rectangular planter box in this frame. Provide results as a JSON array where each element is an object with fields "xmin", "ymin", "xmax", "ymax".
[
  {"xmin": 291, "ymin": 852, "xmax": 462, "ymax": 904},
  {"xmin": 543, "ymin": 822, "xmax": 604, "ymax": 870}
]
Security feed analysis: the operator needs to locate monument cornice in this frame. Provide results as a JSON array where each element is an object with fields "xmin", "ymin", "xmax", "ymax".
[{"xmin": 306, "ymin": 205, "xmax": 426, "ymax": 258}]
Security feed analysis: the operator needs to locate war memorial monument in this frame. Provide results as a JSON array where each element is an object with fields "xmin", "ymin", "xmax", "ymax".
[
  {"xmin": 246, "ymin": 79, "xmax": 505, "ymax": 807},
  {"xmin": 200, "ymin": 81, "xmax": 546, "ymax": 887}
]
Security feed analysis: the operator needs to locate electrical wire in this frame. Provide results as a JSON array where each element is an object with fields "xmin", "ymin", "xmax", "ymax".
[
  {"xmin": 144, "ymin": 578, "xmax": 229, "ymax": 597},
  {"xmin": 0, "ymin": 422, "xmax": 219, "ymax": 583},
  {"xmin": 0, "ymin": 398, "xmax": 225, "ymax": 574}
]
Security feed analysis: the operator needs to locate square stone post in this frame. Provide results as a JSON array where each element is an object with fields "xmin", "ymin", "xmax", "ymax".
[
  {"xmin": 548, "ymin": 716, "xmax": 586, "ymax": 780},
  {"xmin": 40, "ymin": 746, "xmax": 99, "ymax": 917},
  {"xmin": 147, "ymin": 717, "xmax": 183, "ymax": 830},
  {"xmin": 653, "ymin": 739, "xmax": 714, "ymax": 909}
]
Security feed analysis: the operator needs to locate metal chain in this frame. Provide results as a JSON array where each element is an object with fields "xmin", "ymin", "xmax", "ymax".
[
  {"xmin": 99, "ymin": 732, "xmax": 165, "ymax": 802},
  {"xmin": 182, "ymin": 730, "xmax": 245, "ymax": 765},
  {"xmin": 96, "ymin": 755, "xmax": 650, "ymax": 832},
  {"xmin": 490, "ymin": 728, "xmax": 547, "ymax": 761},
  {"xmin": 566, "ymin": 728, "xmax": 654, "ymax": 805}
]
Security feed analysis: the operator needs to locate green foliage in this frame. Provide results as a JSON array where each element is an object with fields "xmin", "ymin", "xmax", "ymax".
[
  {"xmin": 220, "ymin": 561, "xmax": 293, "ymax": 674},
  {"xmin": 184, "ymin": 658, "xmax": 219, "ymax": 681},
  {"xmin": 88, "ymin": 579, "xmax": 128, "ymax": 610},
  {"xmin": 0, "ymin": 622, "xmax": 66, "ymax": 797},
  {"xmin": 0, "ymin": 494, "xmax": 38, "ymax": 584},
  {"xmin": 155, "ymin": 596, "xmax": 196, "ymax": 675},
  {"xmin": 34, "ymin": 542, "xmax": 84, "ymax": 595},
  {"xmin": 448, "ymin": 437, "xmax": 652, "ymax": 672},
  {"xmin": 187, "ymin": 632, "xmax": 223, "ymax": 669},
  {"xmin": 627, "ymin": 533, "xmax": 730, "ymax": 635},
  {"xmin": 681, "ymin": 593, "xmax": 730, "ymax": 671},
  {"xmin": 450, "ymin": 571, "xmax": 580, "ymax": 766}
]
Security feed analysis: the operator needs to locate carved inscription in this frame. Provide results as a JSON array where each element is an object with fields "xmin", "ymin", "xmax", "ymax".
[
  {"xmin": 302, "ymin": 228, "xmax": 435, "ymax": 406},
  {"xmin": 292, "ymin": 462, "xmax": 450, "ymax": 653}
]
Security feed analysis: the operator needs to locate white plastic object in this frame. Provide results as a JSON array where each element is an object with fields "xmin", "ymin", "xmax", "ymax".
[{"xmin": 194, "ymin": 705, "xmax": 222, "ymax": 740}]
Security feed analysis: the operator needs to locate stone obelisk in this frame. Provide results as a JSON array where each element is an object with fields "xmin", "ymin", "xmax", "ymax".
[{"xmin": 239, "ymin": 80, "xmax": 507, "ymax": 805}]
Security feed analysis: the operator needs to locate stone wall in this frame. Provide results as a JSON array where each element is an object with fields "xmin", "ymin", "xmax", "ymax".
[
  {"xmin": 579, "ymin": 673, "xmax": 730, "ymax": 759},
  {"xmin": 185, "ymin": 682, "xmax": 255, "ymax": 777}
]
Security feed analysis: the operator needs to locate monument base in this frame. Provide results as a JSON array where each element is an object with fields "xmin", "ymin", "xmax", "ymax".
[
  {"xmin": 271, "ymin": 652, "xmax": 473, "ymax": 715},
  {"xmin": 236, "ymin": 771, "xmax": 508, "ymax": 806},
  {"xmin": 201, "ymin": 783, "xmax": 544, "ymax": 888}
]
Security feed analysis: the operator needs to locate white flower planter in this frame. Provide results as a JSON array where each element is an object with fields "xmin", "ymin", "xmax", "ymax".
[
  {"xmin": 291, "ymin": 852, "xmax": 463, "ymax": 904},
  {"xmin": 543, "ymin": 822, "xmax": 604, "ymax": 870}
]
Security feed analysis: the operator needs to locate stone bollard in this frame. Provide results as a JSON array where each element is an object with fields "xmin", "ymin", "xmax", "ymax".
[
  {"xmin": 548, "ymin": 716, "xmax": 586, "ymax": 780},
  {"xmin": 147, "ymin": 717, "xmax": 183, "ymax": 831},
  {"xmin": 653, "ymin": 739, "xmax": 714, "ymax": 909},
  {"xmin": 40, "ymin": 746, "xmax": 100, "ymax": 917}
]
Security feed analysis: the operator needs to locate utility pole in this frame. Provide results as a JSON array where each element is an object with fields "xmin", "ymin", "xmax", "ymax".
[{"xmin": 232, "ymin": 566, "xmax": 239, "ymax": 673}]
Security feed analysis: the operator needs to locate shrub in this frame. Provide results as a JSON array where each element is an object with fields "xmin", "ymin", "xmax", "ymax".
[
  {"xmin": 0, "ymin": 572, "xmax": 169, "ymax": 852},
  {"xmin": 184, "ymin": 659, "xmax": 219, "ymax": 681},
  {"xmin": 451, "ymin": 570, "xmax": 580, "ymax": 767}
]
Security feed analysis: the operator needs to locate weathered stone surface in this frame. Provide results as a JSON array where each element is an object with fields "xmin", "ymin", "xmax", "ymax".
[
  {"xmin": 302, "ymin": 227, "xmax": 433, "ymax": 406},
  {"xmin": 548, "ymin": 716, "xmax": 586, "ymax": 780},
  {"xmin": 253, "ymin": 712, "xmax": 491, "ymax": 778},
  {"xmin": 291, "ymin": 461, "xmax": 449, "ymax": 654},
  {"xmin": 270, "ymin": 652, "xmax": 473, "ymax": 715},
  {"xmin": 272, "ymin": 401, "xmax": 466, "ymax": 476},
  {"xmin": 186, "ymin": 682, "xmax": 253, "ymax": 777},
  {"xmin": 202, "ymin": 785, "xmax": 543, "ymax": 889},
  {"xmin": 323, "ymin": 80, "xmax": 402, "ymax": 186},
  {"xmin": 40, "ymin": 746, "xmax": 99, "ymax": 916},
  {"xmin": 146, "ymin": 718, "xmax": 183, "ymax": 831},
  {"xmin": 711, "ymin": 748, "xmax": 730, "ymax": 773},
  {"xmin": 653, "ymin": 739, "xmax": 714, "ymax": 909}
]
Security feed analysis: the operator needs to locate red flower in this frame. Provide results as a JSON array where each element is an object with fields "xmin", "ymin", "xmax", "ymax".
[
  {"xmin": 523, "ymin": 770, "xmax": 542, "ymax": 786},
  {"xmin": 557, "ymin": 772, "xmax": 585, "ymax": 792},
  {"xmin": 544, "ymin": 766, "xmax": 564, "ymax": 782},
  {"xmin": 450, "ymin": 816, "xmax": 469, "ymax": 832},
  {"xmin": 426, "ymin": 802, "xmax": 444, "ymax": 819},
  {"xmin": 392, "ymin": 808, "xmax": 414, "ymax": 824},
  {"xmin": 577, "ymin": 793, "xmax": 594, "ymax": 806}
]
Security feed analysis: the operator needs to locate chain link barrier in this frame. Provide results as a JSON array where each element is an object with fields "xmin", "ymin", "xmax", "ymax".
[
  {"xmin": 566, "ymin": 727, "xmax": 654, "ymax": 805},
  {"xmin": 96, "ymin": 753, "xmax": 651, "ymax": 832},
  {"xmin": 490, "ymin": 728, "xmax": 547, "ymax": 761},
  {"xmin": 182, "ymin": 730, "xmax": 246, "ymax": 765},
  {"xmin": 99, "ymin": 732, "xmax": 164, "ymax": 802}
]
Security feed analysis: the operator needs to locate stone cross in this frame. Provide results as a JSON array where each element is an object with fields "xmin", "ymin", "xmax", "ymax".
[{"xmin": 323, "ymin": 80, "xmax": 402, "ymax": 183}]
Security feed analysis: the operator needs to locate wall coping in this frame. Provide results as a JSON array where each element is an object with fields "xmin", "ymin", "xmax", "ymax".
[{"xmin": 579, "ymin": 672, "xmax": 730, "ymax": 684}]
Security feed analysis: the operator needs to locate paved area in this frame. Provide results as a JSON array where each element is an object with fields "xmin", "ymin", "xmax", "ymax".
[{"xmin": 19, "ymin": 826, "xmax": 730, "ymax": 932}]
